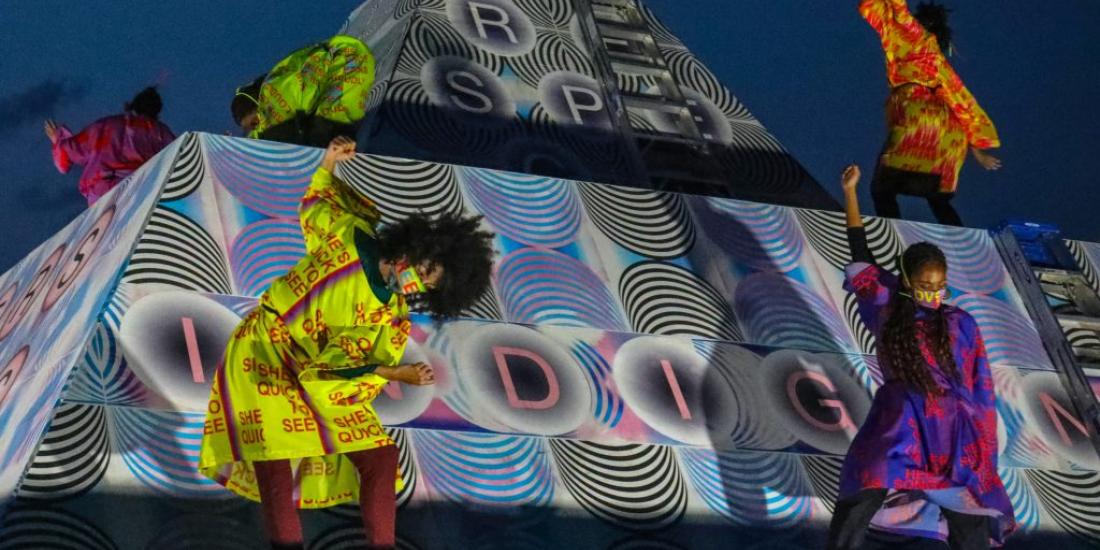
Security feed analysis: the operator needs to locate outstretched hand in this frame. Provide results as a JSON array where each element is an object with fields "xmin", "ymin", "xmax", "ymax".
[
  {"xmin": 971, "ymin": 148, "xmax": 1002, "ymax": 171},
  {"xmin": 321, "ymin": 135, "xmax": 357, "ymax": 172},
  {"xmin": 44, "ymin": 120, "xmax": 59, "ymax": 144},
  {"xmin": 379, "ymin": 362, "xmax": 436, "ymax": 386},
  {"xmin": 841, "ymin": 164, "xmax": 861, "ymax": 193}
]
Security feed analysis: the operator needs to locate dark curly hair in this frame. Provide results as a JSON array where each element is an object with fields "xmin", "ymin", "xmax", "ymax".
[
  {"xmin": 880, "ymin": 242, "xmax": 960, "ymax": 395},
  {"xmin": 914, "ymin": 2, "xmax": 953, "ymax": 54},
  {"xmin": 375, "ymin": 212, "xmax": 495, "ymax": 319},
  {"xmin": 126, "ymin": 87, "xmax": 163, "ymax": 119}
]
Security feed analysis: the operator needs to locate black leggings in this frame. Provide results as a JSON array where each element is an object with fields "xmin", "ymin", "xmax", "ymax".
[
  {"xmin": 871, "ymin": 166, "xmax": 964, "ymax": 227},
  {"xmin": 826, "ymin": 489, "xmax": 990, "ymax": 550}
]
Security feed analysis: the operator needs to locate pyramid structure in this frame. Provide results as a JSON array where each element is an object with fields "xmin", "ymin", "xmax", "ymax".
[{"xmin": 0, "ymin": 1, "xmax": 1098, "ymax": 548}]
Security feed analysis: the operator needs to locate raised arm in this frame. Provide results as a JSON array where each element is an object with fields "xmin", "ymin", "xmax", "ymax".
[
  {"xmin": 841, "ymin": 164, "xmax": 874, "ymax": 264},
  {"xmin": 299, "ymin": 137, "xmax": 381, "ymax": 250},
  {"xmin": 859, "ymin": 0, "xmax": 924, "ymax": 47}
]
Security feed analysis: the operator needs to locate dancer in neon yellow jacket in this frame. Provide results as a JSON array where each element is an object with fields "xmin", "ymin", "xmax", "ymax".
[
  {"xmin": 199, "ymin": 137, "xmax": 494, "ymax": 549},
  {"xmin": 231, "ymin": 35, "xmax": 375, "ymax": 147}
]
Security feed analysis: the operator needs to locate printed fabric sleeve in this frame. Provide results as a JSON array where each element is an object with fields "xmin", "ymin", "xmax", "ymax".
[
  {"xmin": 967, "ymin": 320, "xmax": 999, "ymax": 466},
  {"xmin": 843, "ymin": 262, "xmax": 898, "ymax": 332},
  {"xmin": 936, "ymin": 63, "xmax": 1001, "ymax": 149},
  {"xmin": 52, "ymin": 123, "xmax": 99, "ymax": 173},
  {"xmin": 299, "ymin": 166, "xmax": 382, "ymax": 251},
  {"xmin": 859, "ymin": 0, "xmax": 924, "ymax": 54}
]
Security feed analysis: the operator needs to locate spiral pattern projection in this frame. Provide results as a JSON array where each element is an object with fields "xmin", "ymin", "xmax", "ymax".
[
  {"xmin": 897, "ymin": 223, "xmax": 1006, "ymax": 295},
  {"xmin": 511, "ymin": 31, "xmax": 594, "ymax": 89},
  {"xmin": 64, "ymin": 321, "xmax": 146, "ymax": 406},
  {"xmin": 383, "ymin": 78, "xmax": 519, "ymax": 161},
  {"xmin": 397, "ymin": 12, "xmax": 502, "ymax": 76},
  {"xmin": 570, "ymin": 341, "xmax": 623, "ymax": 428},
  {"xmin": 16, "ymin": 404, "xmax": 109, "ymax": 501},
  {"xmin": 229, "ymin": 218, "xmax": 306, "ymax": 297},
  {"xmin": 111, "ymin": 408, "xmax": 229, "ymax": 498},
  {"xmin": 994, "ymin": 368, "xmax": 1055, "ymax": 469},
  {"xmin": 459, "ymin": 166, "xmax": 582, "ymax": 249},
  {"xmin": 0, "ymin": 507, "xmax": 117, "ymax": 550},
  {"xmin": 842, "ymin": 292, "xmax": 877, "ymax": 358},
  {"xmin": 205, "ymin": 135, "xmax": 322, "ymax": 219},
  {"xmin": 122, "ymin": 206, "xmax": 232, "ymax": 294},
  {"xmin": 312, "ymin": 527, "xmax": 420, "ymax": 550},
  {"xmin": 497, "ymin": 248, "xmax": 627, "ymax": 331},
  {"xmin": 799, "ymin": 454, "xmax": 843, "ymax": 514},
  {"xmin": 160, "ymin": 133, "xmax": 204, "ymax": 201},
  {"xmin": 661, "ymin": 48, "xmax": 736, "ymax": 117},
  {"xmin": 794, "ymin": 209, "xmax": 904, "ymax": 273},
  {"xmin": 733, "ymin": 272, "xmax": 854, "ymax": 353},
  {"xmin": 412, "ymin": 431, "xmax": 554, "ymax": 507},
  {"xmin": 1068, "ymin": 239, "xmax": 1100, "ymax": 292},
  {"xmin": 679, "ymin": 448, "xmax": 814, "ymax": 528},
  {"xmin": 999, "ymin": 466, "xmax": 1041, "ymax": 532},
  {"xmin": 695, "ymin": 198, "xmax": 805, "ymax": 273},
  {"xmin": 952, "ymin": 294, "xmax": 1052, "ymax": 370},
  {"xmin": 578, "ymin": 182, "xmax": 695, "ymax": 259},
  {"xmin": 638, "ymin": 2, "xmax": 683, "ymax": 46},
  {"xmin": 526, "ymin": 103, "xmax": 631, "ymax": 179},
  {"xmin": 1025, "ymin": 469, "xmax": 1100, "ymax": 544},
  {"xmin": 619, "ymin": 261, "xmax": 742, "ymax": 341},
  {"xmin": 461, "ymin": 285, "xmax": 504, "ymax": 321},
  {"xmin": 549, "ymin": 440, "xmax": 687, "ymax": 531},
  {"xmin": 339, "ymin": 154, "xmax": 465, "ymax": 224},
  {"xmin": 515, "ymin": 0, "xmax": 574, "ymax": 29},
  {"xmin": 697, "ymin": 341, "xmax": 795, "ymax": 450},
  {"xmin": 142, "ymin": 515, "xmax": 258, "ymax": 550}
]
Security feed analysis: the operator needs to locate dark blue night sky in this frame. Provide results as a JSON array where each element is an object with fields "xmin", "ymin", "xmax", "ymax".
[{"xmin": 1, "ymin": 0, "xmax": 1096, "ymax": 272}]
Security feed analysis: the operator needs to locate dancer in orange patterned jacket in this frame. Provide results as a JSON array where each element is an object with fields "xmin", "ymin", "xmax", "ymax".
[
  {"xmin": 199, "ymin": 137, "xmax": 494, "ymax": 550},
  {"xmin": 860, "ymin": 0, "xmax": 1001, "ymax": 226}
]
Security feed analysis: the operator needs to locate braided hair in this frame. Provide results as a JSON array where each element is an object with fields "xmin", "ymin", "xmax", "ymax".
[
  {"xmin": 914, "ymin": 1, "xmax": 954, "ymax": 55},
  {"xmin": 880, "ymin": 242, "xmax": 961, "ymax": 395}
]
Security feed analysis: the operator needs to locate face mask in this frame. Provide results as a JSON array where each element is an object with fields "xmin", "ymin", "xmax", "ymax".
[
  {"xmin": 911, "ymin": 288, "xmax": 946, "ymax": 310},
  {"xmin": 900, "ymin": 259, "xmax": 947, "ymax": 310},
  {"xmin": 387, "ymin": 260, "xmax": 427, "ymax": 295}
]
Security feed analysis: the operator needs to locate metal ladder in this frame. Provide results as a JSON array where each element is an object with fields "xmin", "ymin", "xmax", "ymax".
[
  {"xmin": 994, "ymin": 220, "xmax": 1100, "ymax": 457},
  {"xmin": 574, "ymin": 0, "xmax": 729, "ymax": 195}
]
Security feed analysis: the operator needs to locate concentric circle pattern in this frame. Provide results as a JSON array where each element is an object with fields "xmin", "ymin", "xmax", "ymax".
[
  {"xmin": 679, "ymin": 447, "xmax": 813, "ymax": 528},
  {"xmin": 550, "ymin": 440, "xmax": 687, "ymax": 530},
  {"xmin": 800, "ymin": 454, "xmax": 843, "ymax": 514},
  {"xmin": 497, "ymin": 248, "xmax": 626, "ymax": 330},
  {"xmin": 204, "ymin": 135, "xmax": 322, "ymax": 218},
  {"xmin": 122, "ymin": 206, "xmax": 232, "ymax": 294},
  {"xmin": 619, "ymin": 261, "xmax": 742, "ymax": 341},
  {"xmin": 579, "ymin": 182, "xmax": 695, "ymax": 259},
  {"xmin": 695, "ymin": 198, "xmax": 805, "ymax": 273},
  {"xmin": 398, "ymin": 12, "xmax": 502, "ymax": 76},
  {"xmin": 952, "ymin": 294, "xmax": 1052, "ymax": 369},
  {"xmin": 1025, "ymin": 469, "xmax": 1100, "ymax": 544},
  {"xmin": 733, "ymin": 272, "xmax": 853, "ymax": 353},
  {"xmin": 0, "ymin": 507, "xmax": 116, "ymax": 550},
  {"xmin": 229, "ymin": 218, "xmax": 306, "ymax": 297},
  {"xmin": 460, "ymin": 167, "xmax": 582, "ymax": 248},
  {"xmin": 570, "ymin": 340, "xmax": 623, "ymax": 428},
  {"xmin": 16, "ymin": 404, "xmax": 109, "ymax": 501},
  {"xmin": 160, "ymin": 133, "xmax": 205, "ymax": 201},
  {"xmin": 339, "ymin": 154, "xmax": 465, "ymax": 224},
  {"xmin": 511, "ymin": 31, "xmax": 593, "ymax": 89},
  {"xmin": 64, "ymin": 320, "xmax": 147, "ymax": 406},
  {"xmin": 412, "ymin": 431, "xmax": 554, "ymax": 507},
  {"xmin": 111, "ymin": 408, "xmax": 231, "ymax": 499},
  {"xmin": 794, "ymin": 209, "xmax": 904, "ymax": 272}
]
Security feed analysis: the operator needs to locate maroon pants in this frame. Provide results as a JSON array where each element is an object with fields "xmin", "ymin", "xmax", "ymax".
[{"xmin": 253, "ymin": 445, "xmax": 398, "ymax": 549}]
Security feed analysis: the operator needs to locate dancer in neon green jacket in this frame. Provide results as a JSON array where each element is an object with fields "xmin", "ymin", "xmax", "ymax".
[
  {"xmin": 199, "ymin": 137, "xmax": 494, "ymax": 548},
  {"xmin": 231, "ymin": 35, "xmax": 375, "ymax": 146}
]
